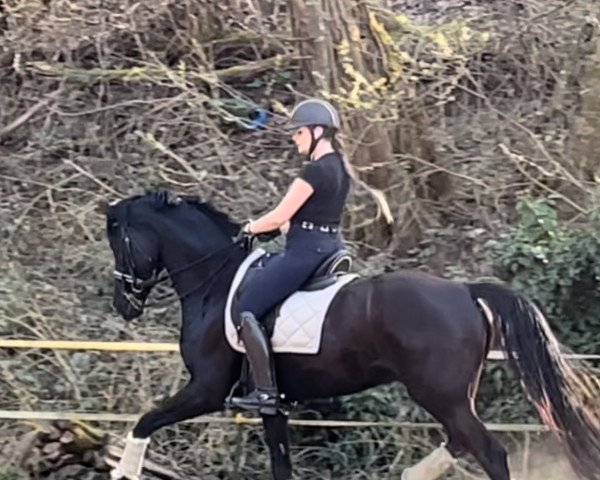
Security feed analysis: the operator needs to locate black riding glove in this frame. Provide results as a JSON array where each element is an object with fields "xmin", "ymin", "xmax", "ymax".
[
  {"xmin": 234, "ymin": 222, "xmax": 280, "ymax": 246},
  {"xmin": 233, "ymin": 223, "xmax": 253, "ymax": 246},
  {"xmin": 255, "ymin": 229, "xmax": 281, "ymax": 242}
]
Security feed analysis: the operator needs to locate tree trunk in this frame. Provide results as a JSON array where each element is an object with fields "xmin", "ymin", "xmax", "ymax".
[
  {"xmin": 287, "ymin": 0, "xmax": 451, "ymax": 253},
  {"xmin": 566, "ymin": 18, "xmax": 600, "ymax": 185}
]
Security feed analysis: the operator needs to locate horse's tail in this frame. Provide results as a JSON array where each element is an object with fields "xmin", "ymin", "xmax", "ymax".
[{"xmin": 468, "ymin": 281, "xmax": 600, "ymax": 480}]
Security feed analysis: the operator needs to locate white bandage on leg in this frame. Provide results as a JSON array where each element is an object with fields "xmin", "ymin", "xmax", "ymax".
[
  {"xmin": 110, "ymin": 432, "xmax": 150, "ymax": 480},
  {"xmin": 401, "ymin": 443, "xmax": 457, "ymax": 480}
]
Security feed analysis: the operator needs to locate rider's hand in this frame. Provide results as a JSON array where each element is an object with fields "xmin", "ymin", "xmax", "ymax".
[
  {"xmin": 234, "ymin": 221, "xmax": 253, "ymax": 243},
  {"xmin": 256, "ymin": 229, "xmax": 280, "ymax": 242}
]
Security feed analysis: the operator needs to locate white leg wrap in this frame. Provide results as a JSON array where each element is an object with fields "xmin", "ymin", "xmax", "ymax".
[
  {"xmin": 401, "ymin": 443, "xmax": 457, "ymax": 480},
  {"xmin": 110, "ymin": 432, "xmax": 150, "ymax": 480}
]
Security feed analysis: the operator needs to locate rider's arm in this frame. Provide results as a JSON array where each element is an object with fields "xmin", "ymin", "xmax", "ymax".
[{"xmin": 246, "ymin": 178, "xmax": 313, "ymax": 234}]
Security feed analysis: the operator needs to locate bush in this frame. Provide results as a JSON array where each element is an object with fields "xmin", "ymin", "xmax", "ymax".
[
  {"xmin": 296, "ymin": 197, "xmax": 600, "ymax": 432},
  {"xmin": 0, "ymin": 471, "xmax": 25, "ymax": 480},
  {"xmin": 487, "ymin": 196, "xmax": 600, "ymax": 352}
]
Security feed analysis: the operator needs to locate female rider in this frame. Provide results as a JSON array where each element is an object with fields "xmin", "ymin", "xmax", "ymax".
[{"xmin": 230, "ymin": 98, "xmax": 355, "ymax": 413}]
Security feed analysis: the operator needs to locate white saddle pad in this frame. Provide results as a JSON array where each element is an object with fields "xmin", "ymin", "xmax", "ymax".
[{"xmin": 224, "ymin": 248, "xmax": 358, "ymax": 355}]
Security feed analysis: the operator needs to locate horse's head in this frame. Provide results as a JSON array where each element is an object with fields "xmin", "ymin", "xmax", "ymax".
[
  {"xmin": 101, "ymin": 193, "xmax": 166, "ymax": 320},
  {"xmin": 101, "ymin": 190, "xmax": 242, "ymax": 321}
]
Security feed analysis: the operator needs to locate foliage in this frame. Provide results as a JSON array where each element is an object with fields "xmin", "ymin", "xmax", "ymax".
[
  {"xmin": 323, "ymin": 194, "xmax": 600, "ymax": 447},
  {"xmin": 0, "ymin": 470, "xmax": 25, "ymax": 480},
  {"xmin": 333, "ymin": 10, "xmax": 490, "ymax": 110},
  {"xmin": 487, "ymin": 197, "xmax": 600, "ymax": 351}
]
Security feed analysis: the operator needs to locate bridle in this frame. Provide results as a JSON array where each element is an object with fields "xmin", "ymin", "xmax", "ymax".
[
  {"xmin": 112, "ymin": 223, "xmax": 160, "ymax": 311},
  {"xmin": 113, "ymin": 230, "xmax": 158, "ymax": 292},
  {"xmin": 112, "ymin": 221, "xmax": 250, "ymax": 311}
]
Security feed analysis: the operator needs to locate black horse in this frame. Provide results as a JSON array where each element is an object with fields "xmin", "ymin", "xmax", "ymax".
[{"xmin": 103, "ymin": 190, "xmax": 600, "ymax": 480}]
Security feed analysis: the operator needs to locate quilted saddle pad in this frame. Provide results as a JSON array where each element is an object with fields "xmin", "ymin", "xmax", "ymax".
[{"xmin": 224, "ymin": 248, "xmax": 358, "ymax": 355}]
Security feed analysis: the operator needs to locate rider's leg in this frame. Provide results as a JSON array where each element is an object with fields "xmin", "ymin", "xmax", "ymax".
[
  {"xmin": 231, "ymin": 310, "xmax": 279, "ymax": 413},
  {"xmin": 230, "ymin": 244, "xmax": 330, "ymax": 413}
]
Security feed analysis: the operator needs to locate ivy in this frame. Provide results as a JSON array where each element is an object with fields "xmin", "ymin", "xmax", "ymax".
[{"xmin": 487, "ymin": 197, "xmax": 600, "ymax": 352}]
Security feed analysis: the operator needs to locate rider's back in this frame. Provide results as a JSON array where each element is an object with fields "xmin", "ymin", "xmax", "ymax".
[{"xmin": 291, "ymin": 151, "xmax": 350, "ymax": 229}]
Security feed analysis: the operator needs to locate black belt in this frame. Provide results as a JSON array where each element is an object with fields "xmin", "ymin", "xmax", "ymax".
[{"xmin": 295, "ymin": 221, "xmax": 339, "ymax": 233}]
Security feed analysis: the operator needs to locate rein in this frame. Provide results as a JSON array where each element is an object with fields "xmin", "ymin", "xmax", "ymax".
[{"xmin": 113, "ymin": 224, "xmax": 251, "ymax": 309}]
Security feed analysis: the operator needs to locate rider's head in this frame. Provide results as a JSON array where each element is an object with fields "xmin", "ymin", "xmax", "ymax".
[{"xmin": 289, "ymin": 98, "xmax": 341, "ymax": 158}]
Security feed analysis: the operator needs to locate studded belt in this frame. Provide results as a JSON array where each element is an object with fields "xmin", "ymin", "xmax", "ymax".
[{"xmin": 297, "ymin": 220, "xmax": 339, "ymax": 233}]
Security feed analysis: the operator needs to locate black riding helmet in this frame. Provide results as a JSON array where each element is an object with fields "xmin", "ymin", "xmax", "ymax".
[{"xmin": 289, "ymin": 98, "xmax": 341, "ymax": 157}]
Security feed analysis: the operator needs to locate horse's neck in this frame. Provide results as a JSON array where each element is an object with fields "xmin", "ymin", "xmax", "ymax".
[
  {"xmin": 178, "ymin": 249, "xmax": 243, "ymax": 342},
  {"xmin": 154, "ymin": 214, "xmax": 224, "ymax": 288},
  {"xmin": 157, "ymin": 225, "xmax": 243, "ymax": 301},
  {"xmin": 152, "ymin": 209, "xmax": 244, "ymax": 322},
  {"xmin": 164, "ymin": 243, "xmax": 235, "ymax": 297}
]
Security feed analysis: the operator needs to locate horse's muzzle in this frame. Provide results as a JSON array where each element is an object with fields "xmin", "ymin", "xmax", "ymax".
[{"xmin": 113, "ymin": 289, "xmax": 145, "ymax": 321}]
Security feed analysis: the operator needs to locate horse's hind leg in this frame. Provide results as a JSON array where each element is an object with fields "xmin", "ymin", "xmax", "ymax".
[
  {"xmin": 402, "ymin": 397, "xmax": 509, "ymax": 480},
  {"xmin": 402, "ymin": 353, "xmax": 509, "ymax": 480},
  {"xmin": 400, "ymin": 442, "xmax": 457, "ymax": 479},
  {"xmin": 442, "ymin": 402, "xmax": 510, "ymax": 480},
  {"xmin": 405, "ymin": 388, "xmax": 510, "ymax": 480},
  {"xmin": 262, "ymin": 412, "xmax": 292, "ymax": 480}
]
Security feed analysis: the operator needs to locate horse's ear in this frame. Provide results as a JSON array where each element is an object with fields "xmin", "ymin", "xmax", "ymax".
[
  {"xmin": 96, "ymin": 199, "xmax": 110, "ymax": 215},
  {"xmin": 97, "ymin": 198, "xmax": 122, "ymax": 215},
  {"xmin": 166, "ymin": 191, "xmax": 182, "ymax": 206},
  {"xmin": 154, "ymin": 190, "xmax": 181, "ymax": 207}
]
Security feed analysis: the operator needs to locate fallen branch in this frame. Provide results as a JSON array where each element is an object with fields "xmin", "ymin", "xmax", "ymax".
[
  {"xmin": 0, "ymin": 89, "xmax": 61, "ymax": 142},
  {"xmin": 15, "ymin": 420, "xmax": 185, "ymax": 479},
  {"xmin": 17, "ymin": 420, "xmax": 109, "ymax": 477},
  {"xmin": 25, "ymin": 53, "xmax": 303, "ymax": 84}
]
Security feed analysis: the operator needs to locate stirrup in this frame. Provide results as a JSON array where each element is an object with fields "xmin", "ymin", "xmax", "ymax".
[{"xmin": 229, "ymin": 389, "xmax": 282, "ymax": 415}]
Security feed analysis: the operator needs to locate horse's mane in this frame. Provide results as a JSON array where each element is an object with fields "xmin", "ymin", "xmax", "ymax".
[
  {"xmin": 182, "ymin": 194, "xmax": 241, "ymax": 236},
  {"xmin": 148, "ymin": 190, "xmax": 241, "ymax": 237}
]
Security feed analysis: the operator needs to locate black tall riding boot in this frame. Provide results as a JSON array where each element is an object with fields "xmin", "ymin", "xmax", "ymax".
[{"xmin": 230, "ymin": 311, "xmax": 280, "ymax": 414}]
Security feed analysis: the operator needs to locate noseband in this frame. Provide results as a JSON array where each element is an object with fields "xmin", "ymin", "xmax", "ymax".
[{"xmin": 113, "ymin": 227, "xmax": 160, "ymax": 311}]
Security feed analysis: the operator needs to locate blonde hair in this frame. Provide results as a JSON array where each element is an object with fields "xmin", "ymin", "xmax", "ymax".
[
  {"xmin": 326, "ymin": 128, "xmax": 393, "ymax": 224},
  {"xmin": 323, "ymin": 127, "xmax": 357, "ymax": 181}
]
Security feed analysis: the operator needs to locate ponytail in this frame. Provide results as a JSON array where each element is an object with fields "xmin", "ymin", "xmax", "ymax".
[
  {"xmin": 330, "ymin": 132, "xmax": 358, "ymax": 182},
  {"xmin": 328, "ymin": 128, "xmax": 394, "ymax": 225}
]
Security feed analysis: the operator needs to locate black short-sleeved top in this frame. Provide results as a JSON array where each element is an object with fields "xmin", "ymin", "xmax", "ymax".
[{"xmin": 291, "ymin": 152, "xmax": 350, "ymax": 227}]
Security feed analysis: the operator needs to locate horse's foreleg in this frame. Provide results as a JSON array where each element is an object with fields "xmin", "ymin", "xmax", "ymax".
[
  {"xmin": 110, "ymin": 432, "xmax": 150, "ymax": 480},
  {"xmin": 111, "ymin": 379, "xmax": 221, "ymax": 480},
  {"xmin": 262, "ymin": 412, "xmax": 292, "ymax": 480}
]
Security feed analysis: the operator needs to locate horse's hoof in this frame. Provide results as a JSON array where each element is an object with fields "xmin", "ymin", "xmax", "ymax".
[
  {"xmin": 110, "ymin": 468, "xmax": 139, "ymax": 480},
  {"xmin": 110, "ymin": 469, "xmax": 123, "ymax": 480}
]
